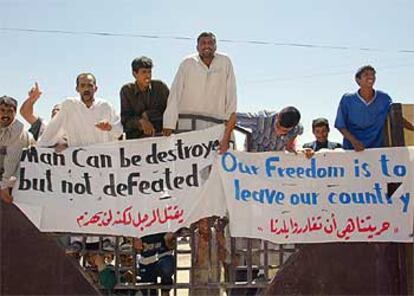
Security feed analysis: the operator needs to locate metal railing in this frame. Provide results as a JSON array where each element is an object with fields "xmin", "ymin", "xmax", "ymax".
[{"xmin": 57, "ymin": 114, "xmax": 298, "ymax": 295}]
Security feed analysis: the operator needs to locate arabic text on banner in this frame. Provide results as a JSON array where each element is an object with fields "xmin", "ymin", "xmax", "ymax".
[
  {"xmin": 13, "ymin": 125, "xmax": 226, "ymax": 237},
  {"xmin": 218, "ymin": 148, "xmax": 414, "ymax": 243}
]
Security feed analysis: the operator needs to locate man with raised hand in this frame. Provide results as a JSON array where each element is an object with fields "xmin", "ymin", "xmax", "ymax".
[{"xmin": 20, "ymin": 82, "xmax": 61, "ymax": 141}]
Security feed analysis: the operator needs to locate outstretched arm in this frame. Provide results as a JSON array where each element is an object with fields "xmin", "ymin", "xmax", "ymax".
[
  {"xmin": 219, "ymin": 112, "xmax": 237, "ymax": 154},
  {"xmin": 20, "ymin": 82, "xmax": 42, "ymax": 125}
]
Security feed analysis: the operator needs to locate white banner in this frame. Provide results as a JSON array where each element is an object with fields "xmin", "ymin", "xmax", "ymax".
[
  {"xmin": 14, "ymin": 125, "xmax": 226, "ymax": 237},
  {"xmin": 218, "ymin": 148, "xmax": 414, "ymax": 243},
  {"xmin": 13, "ymin": 128, "xmax": 414, "ymax": 243}
]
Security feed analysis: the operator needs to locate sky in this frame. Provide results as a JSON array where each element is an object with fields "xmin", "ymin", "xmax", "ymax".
[{"xmin": 1, "ymin": 0, "xmax": 414, "ymax": 145}]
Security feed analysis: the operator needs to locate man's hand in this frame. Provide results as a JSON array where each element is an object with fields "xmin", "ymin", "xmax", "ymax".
[
  {"xmin": 285, "ymin": 146, "xmax": 298, "ymax": 154},
  {"xmin": 403, "ymin": 118, "xmax": 414, "ymax": 132},
  {"xmin": 219, "ymin": 136, "xmax": 230, "ymax": 154},
  {"xmin": 138, "ymin": 118, "xmax": 155, "ymax": 136},
  {"xmin": 133, "ymin": 238, "xmax": 143, "ymax": 252},
  {"xmin": 0, "ymin": 188, "xmax": 13, "ymax": 203},
  {"xmin": 20, "ymin": 82, "xmax": 42, "ymax": 125},
  {"xmin": 219, "ymin": 113, "xmax": 236, "ymax": 154},
  {"xmin": 302, "ymin": 148, "xmax": 315, "ymax": 159},
  {"xmin": 351, "ymin": 139, "xmax": 365, "ymax": 152},
  {"xmin": 285, "ymin": 137, "xmax": 297, "ymax": 154},
  {"xmin": 92, "ymin": 254, "xmax": 106, "ymax": 271},
  {"xmin": 54, "ymin": 143, "xmax": 68, "ymax": 153},
  {"xmin": 164, "ymin": 232, "xmax": 177, "ymax": 250},
  {"xmin": 338, "ymin": 128, "xmax": 364, "ymax": 152},
  {"xmin": 95, "ymin": 120, "xmax": 112, "ymax": 131},
  {"xmin": 28, "ymin": 82, "xmax": 42, "ymax": 102},
  {"xmin": 163, "ymin": 128, "xmax": 173, "ymax": 137}
]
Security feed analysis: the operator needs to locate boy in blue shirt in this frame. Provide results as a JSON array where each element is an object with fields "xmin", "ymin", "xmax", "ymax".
[{"xmin": 335, "ymin": 65, "xmax": 413, "ymax": 150}]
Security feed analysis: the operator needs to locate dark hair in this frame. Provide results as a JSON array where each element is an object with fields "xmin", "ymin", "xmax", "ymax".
[
  {"xmin": 76, "ymin": 73, "xmax": 97, "ymax": 86},
  {"xmin": 0, "ymin": 95, "xmax": 17, "ymax": 110},
  {"xmin": 312, "ymin": 117, "xmax": 330, "ymax": 131},
  {"xmin": 131, "ymin": 56, "xmax": 153, "ymax": 72},
  {"xmin": 355, "ymin": 65, "xmax": 376, "ymax": 79},
  {"xmin": 278, "ymin": 106, "xmax": 301, "ymax": 128},
  {"xmin": 197, "ymin": 32, "xmax": 216, "ymax": 44}
]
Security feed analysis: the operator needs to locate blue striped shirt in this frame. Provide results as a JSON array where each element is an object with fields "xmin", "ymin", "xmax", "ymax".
[{"xmin": 237, "ymin": 111, "xmax": 303, "ymax": 152}]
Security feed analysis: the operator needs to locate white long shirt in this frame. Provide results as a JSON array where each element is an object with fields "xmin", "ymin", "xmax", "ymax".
[
  {"xmin": 163, "ymin": 52, "xmax": 237, "ymax": 129},
  {"xmin": 38, "ymin": 97, "xmax": 123, "ymax": 147}
]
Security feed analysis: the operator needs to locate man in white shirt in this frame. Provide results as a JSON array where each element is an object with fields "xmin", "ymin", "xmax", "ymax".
[
  {"xmin": 38, "ymin": 73, "xmax": 122, "ymax": 149},
  {"xmin": 163, "ymin": 32, "xmax": 237, "ymax": 295},
  {"xmin": 163, "ymin": 31, "xmax": 237, "ymax": 146},
  {"xmin": 38, "ymin": 73, "xmax": 122, "ymax": 253}
]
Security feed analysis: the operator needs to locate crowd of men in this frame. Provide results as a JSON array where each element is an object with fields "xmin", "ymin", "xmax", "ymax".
[{"xmin": 1, "ymin": 31, "xmax": 414, "ymax": 295}]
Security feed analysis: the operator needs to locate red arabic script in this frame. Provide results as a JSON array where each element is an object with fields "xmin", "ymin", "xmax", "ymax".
[
  {"xmin": 76, "ymin": 205, "xmax": 185, "ymax": 232},
  {"xmin": 269, "ymin": 212, "xmax": 391, "ymax": 240}
]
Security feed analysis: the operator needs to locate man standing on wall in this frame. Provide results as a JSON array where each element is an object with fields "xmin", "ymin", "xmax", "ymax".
[{"xmin": 163, "ymin": 32, "xmax": 237, "ymax": 295}]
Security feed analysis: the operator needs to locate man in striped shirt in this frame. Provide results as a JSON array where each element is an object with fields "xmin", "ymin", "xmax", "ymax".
[{"xmin": 0, "ymin": 96, "xmax": 31, "ymax": 203}]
